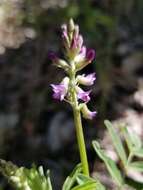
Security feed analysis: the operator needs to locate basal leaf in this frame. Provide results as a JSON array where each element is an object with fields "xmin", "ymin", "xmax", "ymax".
[
  {"xmin": 122, "ymin": 127, "xmax": 142, "ymax": 150},
  {"xmin": 76, "ymin": 174, "xmax": 105, "ymax": 190},
  {"xmin": 62, "ymin": 164, "xmax": 82, "ymax": 190},
  {"xmin": 133, "ymin": 149, "xmax": 143, "ymax": 158},
  {"xmin": 104, "ymin": 120, "xmax": 127, "ymax": 166},
  {"xmin": 122, "ymin": 127, "xmax": 134, "ymax": 151},
  {"xmin": 128, "ymin": 161, "xmax": 143, "ymax": 172},
  {"xmin": 76, "ymin": 174, "xmax": 94, "ymax": 185},
  {"xmin": 92, "ymin": 141, "xmax": 124, "ymax": 187},
  {"xmin": 129, "ymin": 132, "xmax": 142, "ymax": 149}
]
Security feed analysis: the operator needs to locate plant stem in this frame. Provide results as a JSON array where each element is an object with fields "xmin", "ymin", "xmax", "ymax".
[
  {"xmin": 73, "ymin": 106, "xmax": 89, "ymax": 176},
  {"xmin": 70, "ymin": 63, "xmax": 89, "ymax": 176}
]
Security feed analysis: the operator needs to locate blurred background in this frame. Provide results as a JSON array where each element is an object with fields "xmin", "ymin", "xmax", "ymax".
[{"xmin": 0, "ymin": 0, "xmax": 143, "ymax": 189}]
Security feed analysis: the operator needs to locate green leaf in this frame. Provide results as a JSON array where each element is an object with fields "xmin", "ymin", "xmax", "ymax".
[
  {"xmin": 92, "ymin": 141, "xmax": 124, "ymax": 187},
  {"xmin": 128, "ymin": 161, "xmax": 143, "ymax": 172},
  {"xmin": 122, "ymin": 127, "xmax": 142, "ymax": 150},
  {"xmin": 76, "ymin": 174, "xmax": 105, "ymax": 190},
  {"xmin": 62, "ymin": 164, "xmax": 82, "ymax": 190},
  {"xmin": 76, "ymin": 174, "xmax": 94, "ymax": 185},
  {"xmin": 95, "ymin": 181, "xmax": 106, "ymax": 190},
  {"xmin": 133, "ymin": 148, "xmax": 143, "ymax": 158},
  {"xmin": 63, "ymin": 165, "xmax": 105, "ymax": 190},
  {"xmin": 104, "ymin": 120, "xmax": 127, "ymax": 165},
  {"xmin": 129, "ymin": 131, "xmax": 142, "ymax": 149},
  {"xmin": 71, "ymin": 181, "xmax": 97, "ymax": 190},
  {"xmin": 24, "ymin": 166, "xmax": 53, "ymax": 190},
  {"xmin": 122, "ymin": 127, "xmax": 134, "ymax": 151}
]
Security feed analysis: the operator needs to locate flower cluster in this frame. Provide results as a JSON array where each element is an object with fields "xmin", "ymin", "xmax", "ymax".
[{"xmin": 50, "ymin": 19, "xmax": 96, "ymax": 120}]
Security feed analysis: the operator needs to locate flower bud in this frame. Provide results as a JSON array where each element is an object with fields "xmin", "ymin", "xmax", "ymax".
[
  {"xmin": 61, "ymin": 77, "xmax": 70, "ymax": 87},
  {"xmin": 81, "ymin": 104, "xmax": 97, "ymax": 120},
  {"xmin": 61, "ymin": 24, "xmax": 70, "ymax": 49},
  {"xmin": 56, "ymin": 59, "xmax": 69, "ymax": 71},
  {"xmin": 73, "ymin": 25, "xmax": 79, "ymax": 39},
  {"xmin": 68, "ymin": 18, "xmax": 75, "ymax": 32},
  {"xmin": 69, "ymin": 35, "xmax": 84, "ymax": 59},
  {"xmin": 86, "ymin": 49, "xmax": 95, "ymax": 63},
  {"xmin": 48, "ymin": 52, "xmax": 69, "ymax": 71},
  {"xmin": 74, "ymin": 46, "xmax": 86, "ymax": 62}
]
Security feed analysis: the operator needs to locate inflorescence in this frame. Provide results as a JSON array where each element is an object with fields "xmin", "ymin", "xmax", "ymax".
[{"xmin": 50, "ymin": 19, "xmax": 96, "ymax": 120}]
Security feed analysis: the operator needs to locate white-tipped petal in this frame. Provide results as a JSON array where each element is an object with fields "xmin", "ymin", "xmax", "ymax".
[{"xmin": 77, "ymin": 73, "xmax": 96, "ymax": 86}]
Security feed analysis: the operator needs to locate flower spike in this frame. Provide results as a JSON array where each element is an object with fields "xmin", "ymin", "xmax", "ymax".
[
  {"xmin": 50, "ymin": 18, "xmax": 96, "ymax": 177},
  {"xmin": 50, "ymin": 18, "xmax": 96, "ymax": 119}
]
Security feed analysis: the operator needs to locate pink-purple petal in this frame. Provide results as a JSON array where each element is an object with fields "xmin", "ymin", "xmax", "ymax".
[
  {"xmin": 77, "ymin": 89, "xmax": 91, "ymax": 102},
  {"xmin": 51, "ymin": 84, "xmax": 66, "ymax": 101},
  {"xmin": 85, "ymin": 73, "xmax": 96, "ymax": 84},
  {"xmin": 77, "ymin": 73, "xmax": 96, "ymax": 86},
  {"xmin": 88, "ymin": 111, "xmax": 97, "ymax": 119},
  {"xmin": 86, "ymin": 49, "xmax": 96, "ymax": 63}
]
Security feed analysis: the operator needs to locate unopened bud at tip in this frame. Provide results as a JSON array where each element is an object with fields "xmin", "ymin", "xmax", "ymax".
[{"xmin": 68, "ymin": 18, "xmax": 75, "ymax": 32}]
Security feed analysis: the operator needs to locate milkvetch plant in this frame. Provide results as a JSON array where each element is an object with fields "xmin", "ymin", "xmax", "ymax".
[
  {"xmin": 50, "ymin": 18, "xmax": 96, "ymax": 176},
  {"xmin": 1, "ymin": 18, "xmax": 142, "ymax": 190},
  {"xmin": 0, "ymin": 18, "xmax": 105, "ymax": 190}
]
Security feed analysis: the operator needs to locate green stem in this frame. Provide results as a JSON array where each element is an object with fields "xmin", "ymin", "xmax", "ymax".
[
  {"xmin": 73, "ymin": 106, "xmax": 89, "ymax": 176},
  {"xmin": 69, "ymin": 63, "xmax": 89, "ymax": 176}
]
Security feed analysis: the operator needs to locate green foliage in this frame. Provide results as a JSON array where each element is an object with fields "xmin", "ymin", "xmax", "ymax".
[
  {"xmin": 62, "ymin": 164, "xmax": 105, "ymax": 190},
  {"xmin": 93, "ymin": 120, "xmax": 143, "ymax": 189},
  {"xmin": 0, "ymin": 160, "xmax": 105, "ymax": 190},
  {"xmin": 0, "ymin": 159, "xmax": 52, "ymax": 190},
  {"xmin": 62, "ymin": 164, "xmax": 82, "ymax": 190},
  {"xmin": 92, "ymin": 141, "xmax": 124, "ymax": 187},
  {"xmin": 104, "ymin": 120, "xmax": 127, "ymax": 166},
  {"xmin": 128, "ymin": 161, "xmax": 143, "ymax": 172}
]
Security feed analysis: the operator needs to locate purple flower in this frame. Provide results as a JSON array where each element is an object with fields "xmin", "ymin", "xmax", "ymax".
[
  {"xmin": 86, "ymin": 49, "xmax": 96, "ymax": 63},
  {"xmin": 81, "ymin": 104, "xmax": 97, "ymax": 120},
  {"xmin": 76, "ymin": 87, "xmax": 91, "ymax": 102},
  {"xmin": 51, "ymin": 77, "xmax": 69, "ymax": 101},
  {"xmin": 51, "ymin": 84, "xmax": 67, "ymax": 101},
  {"xmin": 75, "ymin": 48, "xmax": 96, "ymax": 71},
  {"xmin": 77, "ymin": 73, "xmax": 96, "ymax": 86}
]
